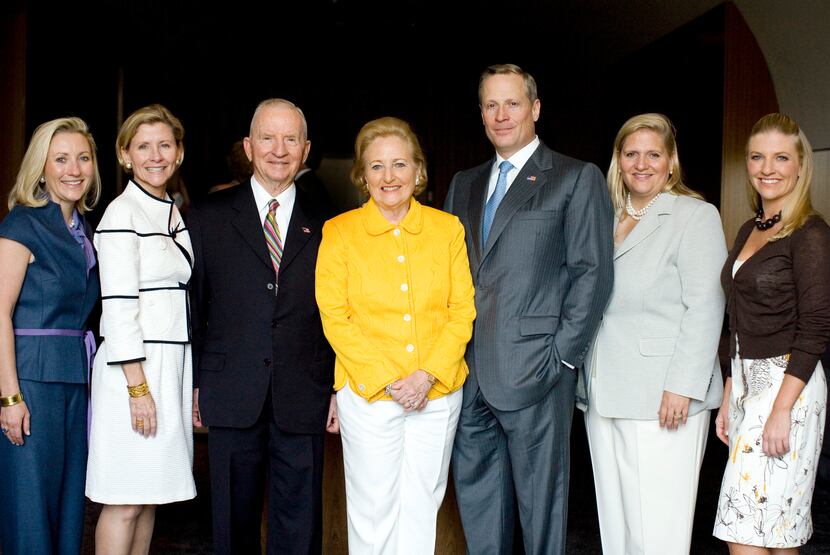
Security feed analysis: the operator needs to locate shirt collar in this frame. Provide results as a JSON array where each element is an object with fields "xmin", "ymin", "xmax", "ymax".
[
  {"xmin": 361, "ymin": 197, "xmax": 423, "ymax": 236},
  {"xmin": 250, "ymin": 175, "xmax": 296, "ymax": 212},
  {"xmin": 495, "ymin": 135, "xmax": 540, "ymax": 173}
]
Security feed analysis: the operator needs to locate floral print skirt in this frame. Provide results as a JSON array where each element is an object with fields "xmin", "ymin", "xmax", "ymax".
[{"xmin": 713, "ymin": 354, "xmax": 826, "ymax": 547}]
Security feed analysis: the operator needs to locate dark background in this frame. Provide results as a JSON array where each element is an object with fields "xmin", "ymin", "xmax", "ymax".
[
  {"xmin": 21, "ymin": 0, "xmax": 724, "ymax": 212},
  {"xmin": 7, "ymin": 1, "xmax": 830, "ymax": 552}
]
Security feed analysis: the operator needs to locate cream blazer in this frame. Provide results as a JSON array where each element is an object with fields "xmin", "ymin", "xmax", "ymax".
[{"xmin": 582, "ymin": 193, "xmax": 726, "ymax": 419}]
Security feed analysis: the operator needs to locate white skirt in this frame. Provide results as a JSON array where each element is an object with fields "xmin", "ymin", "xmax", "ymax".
[
  {"xmin": 713, "ymin": 355, "xmax": 826, "ymax": 547},
  {"xmin": 86, "ymin": 341, "xmax": 196, "ymax": 505}
]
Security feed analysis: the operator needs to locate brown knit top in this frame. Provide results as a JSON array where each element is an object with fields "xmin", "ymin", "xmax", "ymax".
[{"xmin": 720, "ymin": 216, "xmax": 830, "ymax": 382}]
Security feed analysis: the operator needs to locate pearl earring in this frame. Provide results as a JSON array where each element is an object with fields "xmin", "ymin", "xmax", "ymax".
[
  {"xmin": 416, "ymin": 177, "xmax": 420, "ymax": 186},
  {"xmin": 125, "ymin": 162, "xmax": 132, "ymax": 170},
  {"xmin": 39, "ymin": 176, "xmax": 45, "ymax": 183}
]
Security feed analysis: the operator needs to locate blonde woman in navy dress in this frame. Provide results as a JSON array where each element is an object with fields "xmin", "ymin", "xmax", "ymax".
[
  {"xmin": 713, "ymin": 113, "xmax": 830, "ymax": 552},
  {"xmin": 86, "ymin": 105, "xmax": 196, "ymax": 554},
  {"xmin": 0, "ymin": 117, "xmax": 101, "ymax": 554}
]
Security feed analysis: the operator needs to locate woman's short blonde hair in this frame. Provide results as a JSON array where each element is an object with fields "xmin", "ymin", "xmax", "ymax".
[
  {"xmin": 350, "ymin": 117, "xmax": 428, "ymax": 196},
  {"xmin": 8, "ymin": 117, "xmax": 101, "ymax": 213},
  {"xmin": 745, "ymin": 113, "xmax": 816, "ymax": 240},
  {"xmin": 116, "ymin": 104, "xmax": 185, "ymax": 169},
  {"xmin": 606, "ymin": 113, "xmax": 702, "ymax": 214}
]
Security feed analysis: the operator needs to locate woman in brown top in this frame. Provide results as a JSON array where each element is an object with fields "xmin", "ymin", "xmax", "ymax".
[{"xmin": 713, "ymin": 113, "xmax": 830, "ymax": 552}]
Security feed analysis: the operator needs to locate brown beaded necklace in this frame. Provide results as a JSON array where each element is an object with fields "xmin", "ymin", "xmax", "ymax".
[{"xmin": 754, "ymin": 208, "xmax": 781, "ymax": 230}]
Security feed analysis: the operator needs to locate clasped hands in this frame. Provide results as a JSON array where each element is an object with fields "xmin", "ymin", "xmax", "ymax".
[{"xmin": 388, "ymin": 369, "xmax": 432, "ymax": 412}]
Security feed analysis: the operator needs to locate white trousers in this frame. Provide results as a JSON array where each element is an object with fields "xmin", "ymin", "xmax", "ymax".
[
  {"xmin": 585, "ymin": 389, "xmax": 709, "ymax": 555},
  {"xmin": 337, "ymin": 384, "xmax": 462, "ymax": 555}
]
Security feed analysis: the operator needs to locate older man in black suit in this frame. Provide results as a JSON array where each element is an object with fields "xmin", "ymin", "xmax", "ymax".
[
  {"xmin": 189, "ymin": 98, "xmax": 336, "ymax": 555},
  {"xmin": 445, "ymin": 64, "xmax": 614, "ymax": 555}
]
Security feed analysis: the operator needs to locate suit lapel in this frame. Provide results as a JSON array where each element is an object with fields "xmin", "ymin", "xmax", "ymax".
[
  {"xmin": 481, "ymin": 146, "xmax": 548, "ymax": 263},
  {"xmin": 279, "ymin": 190, "xmax": 315, "ymax": 273},
  {"xmin": 231, "ymin": 182, "xmax": 272, "ymax": 271},
  {"xmin": 466, "ymin": 163, "xmax": 491, "ymax": 266},
  {"xmin": 614, "ymin": 193, "xmax": 675, "ymax": 259}
]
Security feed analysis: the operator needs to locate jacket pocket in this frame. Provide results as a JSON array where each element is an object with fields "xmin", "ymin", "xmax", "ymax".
[
  {"xmin": 519, "ymin": 315, "xmax": 560, "ymax": 336},
  {"xmin": 138, "ymin": 290, "xmax": 174, "ymax": 336},
  {"xmin": 513, "ymin": 209, "xmax": 559, "ymax": 221},
  {"xmin": 200, "ymin": 351, "xmax": 226, "ymax": 372},
  {"xmin": 638, "ymin": 337, "xmax": 677, "ymax": 357}
]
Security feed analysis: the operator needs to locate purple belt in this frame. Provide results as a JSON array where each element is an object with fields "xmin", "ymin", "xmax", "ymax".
[{"xmin": 13, "ymin": 328, "xmax": 97, "ymax": 373}]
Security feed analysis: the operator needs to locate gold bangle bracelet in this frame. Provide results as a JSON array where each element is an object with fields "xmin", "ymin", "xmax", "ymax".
[
  {"xmin": 127, "ymin": 382, "xmax": 150, "ymax": 398},
  {"xmin": 0, "ymin": 392, "xmax": 24, "ymax": 407}
]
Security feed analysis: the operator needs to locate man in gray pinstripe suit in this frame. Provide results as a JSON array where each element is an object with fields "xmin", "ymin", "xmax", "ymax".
[{"xmin": 444, "ymin": 64, "xmax": 614, "ymax": 555}]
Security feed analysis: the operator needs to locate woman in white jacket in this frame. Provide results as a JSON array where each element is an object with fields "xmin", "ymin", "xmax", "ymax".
[
  {"xmin": 583, "ymin": 113, "xmax": 727, "ymax": 555},
  {"xmin": 86, "ymin": 104, "xmax": 196, "ymax": 554}
]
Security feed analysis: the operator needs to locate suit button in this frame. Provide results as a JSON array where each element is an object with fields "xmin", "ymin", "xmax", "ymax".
[
  {"xmin": 264, "ymin": 358, "xmax": 271, "ymax": 366},
  {"xmin": 271, "ymin": 319, "xmax": 278, "ymax": 328},
  {"xmin": 358, "ymin": 384, "xmax": 366, "ymax": 391},
  {"xmin": 400, "ymin": 283, "xmax": 408, "ymax": 292},
  {"xmin": 267, "ymin": 283, "xmax": 274, "ymax": 290}
]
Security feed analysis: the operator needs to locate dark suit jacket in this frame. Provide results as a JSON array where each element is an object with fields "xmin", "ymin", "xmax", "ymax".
[
  {"xmin": 444, "ymin": 142, "xmax": 614, "ymax": 411},
  {"xmin": 188, "ymin": 180, "xmax": 334, "ymax": 433},
  {"xmin": 295, "ymin": 169, "xmax": 333, "ymax": 210}
]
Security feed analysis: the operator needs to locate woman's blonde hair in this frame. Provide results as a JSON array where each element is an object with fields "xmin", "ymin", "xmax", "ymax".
[
  {"xmin": 116, "ymin": 104, "xmax": 185, "ymax": 169},
  {"xmin": 607, "ymin": 113, "xmax": 702, "ymax": 215},
  {"xmin": 8, "ymin": 117, "xmax": 101, "ymax": 213},
  {"xmin": 745, "ymin": 113, "xmax": 816, "ymax": 240},
  {"xmin": 350, "ymin": 117, "xmax": 428, "ymax": 196}
]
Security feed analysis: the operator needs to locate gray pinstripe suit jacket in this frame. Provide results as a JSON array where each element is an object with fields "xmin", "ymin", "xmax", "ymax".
[{"xmin": 445, "ymin": 142, "xmax": 614, "ymax": 411}]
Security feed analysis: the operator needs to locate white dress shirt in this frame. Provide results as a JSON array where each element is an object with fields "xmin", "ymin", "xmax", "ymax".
[
  {"xmin": 485, "ymin": 136, "xmax": 541, "ymax": 202},
  {"xmin": 251, "ymin": 176, "xmax": 296, "ymax": 248}
]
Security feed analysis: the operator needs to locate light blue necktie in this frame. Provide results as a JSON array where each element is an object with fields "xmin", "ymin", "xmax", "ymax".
[{"xmin": 482, "ymin": 160, "xmax": 513, "ymax": 246}]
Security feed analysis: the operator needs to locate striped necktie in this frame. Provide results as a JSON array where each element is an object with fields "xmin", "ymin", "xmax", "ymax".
[{"xmin": 264, "ymin": 199, "xmax": 283, "ymax": 278}]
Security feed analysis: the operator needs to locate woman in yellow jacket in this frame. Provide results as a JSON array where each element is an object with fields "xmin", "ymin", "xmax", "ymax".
[{"xmin": 316, "ymin": 117, "xmax": 475, "ymax": 554}]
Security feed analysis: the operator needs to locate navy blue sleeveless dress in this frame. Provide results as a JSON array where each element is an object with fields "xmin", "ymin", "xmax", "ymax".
[{"xmin": 0, "ymin": 201, "xmax": 99, "ymax": 555}]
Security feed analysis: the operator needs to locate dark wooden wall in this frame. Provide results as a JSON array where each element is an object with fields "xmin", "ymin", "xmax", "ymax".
[
  {"xmin": 719, "ymin": 2, "xmax": 778, "ymax": 245},
  {"xmin": 0, "ymin": 3, "xmax": 26, "ymax": 218}
]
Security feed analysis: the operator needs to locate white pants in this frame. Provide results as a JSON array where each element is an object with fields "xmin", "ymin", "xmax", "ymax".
[
  {"xmin": 585, "ymin": 391, "xmax": 709, "ymax": 555},
  {"xmin": 337, "ymin": 384, "xmax": 462, "ymax": 555}
]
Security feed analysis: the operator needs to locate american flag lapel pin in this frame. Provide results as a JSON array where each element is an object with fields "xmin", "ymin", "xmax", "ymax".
[
  {"xmin": 302, "ymin": 226, "xmax": 311, "ymax": 234},
  {"xmin": 527, "ymin": 175, "xmax": 537, "ymax": 182}
]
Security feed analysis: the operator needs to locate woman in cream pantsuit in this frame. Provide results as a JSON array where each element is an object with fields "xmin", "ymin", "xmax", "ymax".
[{"xmin": 582, "ymin": 114, "xmax": 727, "ymax": 555}]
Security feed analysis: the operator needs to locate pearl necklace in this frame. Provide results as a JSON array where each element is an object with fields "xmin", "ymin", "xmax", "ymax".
[{"xmin": 625, "ymin": 192, "xmax": 662, "ymax": 221}]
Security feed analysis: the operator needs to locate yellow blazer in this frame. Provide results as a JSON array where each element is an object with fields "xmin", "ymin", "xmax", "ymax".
[{"xmin": 316, "ymin": 197, "xmax": 475, "ymax": 402}]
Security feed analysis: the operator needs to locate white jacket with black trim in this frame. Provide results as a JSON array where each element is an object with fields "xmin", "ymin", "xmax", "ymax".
[{"xmin": 94, "ymin": 180, "xmax": 193, "ymax": 365}]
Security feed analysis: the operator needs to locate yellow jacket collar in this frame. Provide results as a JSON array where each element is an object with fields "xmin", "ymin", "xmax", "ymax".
[{"xmin": 361, "ymin": 197, "xmax": 423, "ymax": 236}]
